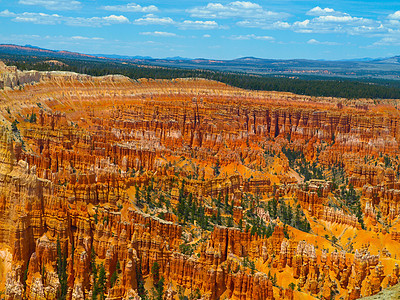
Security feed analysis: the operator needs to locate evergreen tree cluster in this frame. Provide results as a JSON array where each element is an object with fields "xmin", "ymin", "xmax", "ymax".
[
  {"xmin": 146, "ymin": 262, "xmax": 164, "ymax": 300},
  {"xmin": 330, "ymin": 163, "xmax": 346, "ymax": 187},
  {"xmin": 340, "ymin": 184, "xmax": 365, "ymax": 229},
  {"xmin": 282, "ymin": 147, "xmax": 324, "ymax": 181},
  {"xmin": 242, "ymin": 256, "xmax": 256, "ymax": 274},
  {"xmin": 384, "ymin": 155, "xmax": 392, "ymax": 168},
  {"xmin": 176, "ymin": 181, "xmax": 210, "ymax": 230},
  {"xmin": 340, "ymin": 184, "xmax": 359, "ymax": 207},
  {"xmin": 56, "ymin": 238, "xmax": 68, "ymax": 300},
  {"xmin": 3, "ymin": 53, "xmax": 400, "ymax": 99},
  {"xmin": 110, "ymin": 260, "xmax": 120, "ymax": 288},
  {"xmin": 266, "ymin": 199, "xmax": 311, "ymax": 233},
  {"xmin": 282, "ymin": 147, "xmax": 304, "ymax": 169},
  {"xmin": 245, "ymin": 210, "xmax": 274, "ymax": 238}
]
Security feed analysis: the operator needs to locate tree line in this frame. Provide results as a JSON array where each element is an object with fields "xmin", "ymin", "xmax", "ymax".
[{"xmin": 2, "ymin": 53, "xmax": 400, "ymax": 99}]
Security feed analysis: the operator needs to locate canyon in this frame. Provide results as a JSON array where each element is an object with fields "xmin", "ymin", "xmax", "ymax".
[{"xmin": 0, "ymin": 61, "xmax": 400, "ymax": 299}]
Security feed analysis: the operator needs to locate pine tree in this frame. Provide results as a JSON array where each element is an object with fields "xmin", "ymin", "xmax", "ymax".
[
  {"xmin": 153, "ymin": 276, "xmax": 164, "ymax": 300},
  {"xmin": 151, "ymin": 261, "xmax": 160, "ymax": 283},
  {"xmin": 356, "ymin": 202, "xmax": 365, "ymax": 229},
  {"xmin": 56, "ymin": 237, "xmax": 68, "ymax": 300},
  {"xmin": 97, "ymin": 264, "xmax": 106, "ymax": 300},
  {"xmin": 135, "ymin": 184, "xmax": 141, "ymax": 204},
  {"xmin": 110, "ymin": 260, "xmax": 120, "ymax": 288}
]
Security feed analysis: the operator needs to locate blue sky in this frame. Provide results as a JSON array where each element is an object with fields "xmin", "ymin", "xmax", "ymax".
[{"xmin": 0, "ymin": 0, "xmax": 400, "ymax": 60}]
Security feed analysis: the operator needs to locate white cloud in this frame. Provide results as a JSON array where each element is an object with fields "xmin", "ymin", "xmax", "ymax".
[
  {"xmin": 307, "ymin": 38, "xmax": 340, "ymax": 45},
  {"xmin": 231, "ymin": 6, "xmax": 387, "ymax": 36},
  {"xmin": 18, "ymin": 0, "xmax": 81, "ymax": 11},
  {"xmin": 2, "ymin": 34, "xmax": 105, "ymax": 43},
  {"xmin": 291, "ymin": 8, "xmax": 385, "ymax": 35},
  {"xmin": 372, "ymin": 30, "xmax": 400, "ymax": 46},
  {"xmin": 188, "ymin": 1, "xmax": 288, "ymax": 20},
  {"xmin": 307, "ymin": 7, "xmax": 337, "ymax": 16},
  {"xmin": 71, "ymin": 36, "xmax": 103, "ymax": 40},
  {"xmin": 307, "ymin": 38, "xmax": 320, "ymax": 44},
  {"xmin": 64, "ymin": 15, "xmax": 129, "ymax": 26},
  {"xmin": 315, "ymin": 15, "xmax": 359, "ymax": 23},
  {"xmin": 140, "ymin": 31, "xmax": 177, "ymax": 37},
  {"xmin": 387, "ymin": 19, "xmax": 400, "ymax": 26},
  {"xmin": 373, "ymin": 36, "xmax": 399, "ymax": 46},
  {"xmin": 295, "ymin": 19, "xmax": 310, "ymax": 28},
  {"xmin": 0, "ymin": 10, "xmax": 14, "ymax": 17},
  {"xmin": 103, "ymin": 15, "xmax": 129, "ymax": 23},
  {"xmin": 237, "ymin": 19, "xmax": 290, "ymax": 29},
  {"xmin": 0, "ymin": 10, "xmax": 62, "ymax": 25},
  {"xmin": 179, "ymin": 20, "xmax": 220, "ymax": 30},
  {"xmin": 0, "ymin": 10, "xmax": 129, "ymax": 26},
  {"xmin": 102, "ymin": 3, "xmax": 158, "ymax": 13},
  {"xmin": 388, "ymin": 11, "xmax": 400, "ymax": 20},
  {"xmin": 203, "ymin": 34, "xmax": 211, "ymax": 38},
  {"xmin": 273, "ymin": 21, "xmax": 291, "ymax": 29},
  {"xmin": 132, "ymin": 14, "xmax": 221, "ymax": 30},
  {"xmin": 133, "ymin": 14, "xmax": 174, "ymax": 25},
  {"xmin": 236, "ymin": 7, "xmax": 385, "ymax": 35},
  {"xmin": 229, "ymin": 34, "xmax": 274, "ymax": 41}
]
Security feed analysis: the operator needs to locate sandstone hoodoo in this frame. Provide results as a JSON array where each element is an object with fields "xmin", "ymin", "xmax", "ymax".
[{"xmin": 1, "ymin": 61, "xmax": 400, "ymax": 300}]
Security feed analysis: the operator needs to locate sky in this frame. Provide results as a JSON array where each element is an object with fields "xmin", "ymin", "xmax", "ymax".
[{"xmin": 0, "ymin": 0, "xmax": 400, "ymax": 60}]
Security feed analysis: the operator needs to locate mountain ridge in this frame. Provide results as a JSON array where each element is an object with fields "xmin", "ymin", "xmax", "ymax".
[
  {"xmin": 1, "ymin": 43, "xmax": 396, "ymax": 64},
  {"xmin": 1, "ymin": 43, "xmax": 400, "ymax": 80}
]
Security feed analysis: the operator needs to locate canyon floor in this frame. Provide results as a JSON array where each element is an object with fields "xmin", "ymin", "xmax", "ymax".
[{"xmin": 1, "ymin": 61, "xmax": 400, "ymax": 299}]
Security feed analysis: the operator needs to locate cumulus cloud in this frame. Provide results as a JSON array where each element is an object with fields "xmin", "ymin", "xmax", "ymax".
[
  {"xmin": 0, "ymin": 10, "xmax": 62, "ymax": 25},
  {"xmin": 291, "ymin": 7, "xmax": 385, "ymax": 35},
  {"xmin": 388, "ymin": 11, "xmax": 400, "ymax": 20},
  {"xmin": 273, "ymin": 21, "xmax": 291, "ymax": 29},
  {"xmin": 133, "ymin": 14, "xmax": 174, "ymax": 25},
  {"xmin": 229, "ymin": 34, "xmax": 274, "ymax": 41},
  {"xmin": 196, "ymin": 1, "xmax": 290, "ymax": 29},
  {"xmin": 102, "ymin": 3, "xmax": 158, "ymax": 13},
  {"xmin": 237, "ymin": 6, "xmax": 387, "ymax": 36},
  {"xmin": 237, "ymin": 19, "xmax": 290, "ymax": 29},
  {"xmin": 140, "ymin": 31, "xmax": 177, "ymax": 37},
  {"xmin": 307, "ymin": 7, "xmax": 337, "ymax": 16},
  {"xmin": 367, "ymin": 12, "xmax": 400, "ymax": 47},
  {"xmin": 178, "ymin": 20, "xmax": 220, "ymax": 30},
  {"xmin": 0, "ymin": 9, "xmax": 129, "ymax": 26},
  {"xmin": 132, "ymin": 14, "xmax": 221, "ymax": 30},
  {"xmin": 384, "ymin": 11, "xmax": 400, "ymax": 31},
  {"xmin": 3, "ymin": 34, "xmax": 105, "ymax": 43},
  {"xmin": 307, "ymin": 38, "xmax": 340, "ymax": 45},
  {"xmin": 188, "ymin": 1, "xmax": 288, "ymax": 20},
  {"xmin": 103, "ymin": 15, "xmax": 129, "ymax": 23},
  {"xmin": 71, "ymin": 36, "xmax": 104, "ymax": 40},
  {"xmin": 65, "ymin": 14, "xmax": 129, "ymax": 26},
  {"xmin": 18, "ymin": 0, "xmax": 81, "ymax": 11}
]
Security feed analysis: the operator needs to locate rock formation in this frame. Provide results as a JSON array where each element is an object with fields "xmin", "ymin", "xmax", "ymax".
[{"xmin": 0, "ymin": 61, "xmax": 399, "ymax": 299}]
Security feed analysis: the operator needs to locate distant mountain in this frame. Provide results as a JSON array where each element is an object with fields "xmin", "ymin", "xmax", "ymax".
[
  {"xmin": 1, "ymin": 44, "xmax": 400, "ymax": 80},
  {"xmin": 335, "ymin": 57, "xmax": 377, "ymax": 62},
  {"xmin": 24, "ymin": 44, "xmax": 45, "ymax": 49},
  {"xmin": 91, "ymin": 53, "xmax": 153, "ymax": 60},
  {"xmin": 163, "ymin": 56, "xmax": 190, "ymax": 60},
  {"xmin": 373, "ymin": 56, "xmax": 400, "ymax": 64},
  {"xmin": 0, "ymin": 44, "xmax": 193, "ymax": 62},
  {"xmin": 0, "ymin": 44, "xmax": 107, "ymax": 61}
]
